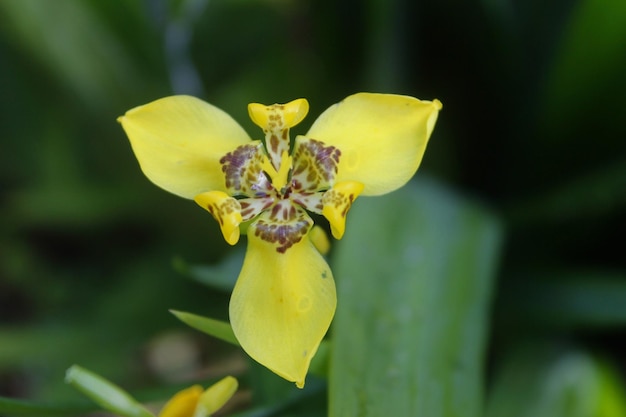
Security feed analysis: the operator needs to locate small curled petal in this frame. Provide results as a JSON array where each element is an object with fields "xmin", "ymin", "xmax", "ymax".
[
  {"xmin": 195, "ymin": 191, "xmax": 243, "ymax": 245},
  {"xmin": 248, "ymin": 98, "xmax": 309, "ymax": 131},
  {"xmin": 322, "ymin": 181, "xmax": 365, "ymax": 239}
]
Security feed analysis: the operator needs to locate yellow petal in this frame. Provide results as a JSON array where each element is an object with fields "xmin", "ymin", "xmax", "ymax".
[
  {"xmin": 248, "ymin": 98, "xmax": 309, "ymax": 131},
  {"xmin": 281, "ymin": 98, "xmax": 310, "ymax": 128},
  {"xmin": 196, "ymin": 376, "xmax": 238, "ymax": 416},
  {"xmin": 118, "ymin": 96, "xmax": 251, "ymax": 199},
  {"xmin": 230, "ymin": 218, "xmax": 336, "ymax": 388},
  {"xmin": 194, "ymin": 191, "xmax": 243, "ymax": 245},
  {"xmin": 306, "ymin": 93, "xmax": 442, "ymax": 196},
  {"xmin": 158, "ymin": 385, "xmax": 202, "ymax": 417},
  {"xmin": 322, "ymin": 181, "xmax": 365, "ymax": 239},
  {"xmin": 247, "ymin": 99, "xmax": 308, "ymax": 171}
]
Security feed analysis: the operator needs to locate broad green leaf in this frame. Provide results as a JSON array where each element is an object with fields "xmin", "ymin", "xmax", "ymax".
[
  {"xmin": 170, "ymin": 310, "xmax": 239, "ymax": 345},
  {"xmin": 65, "ymin": 365, "xmax": 153, "ymax": 417},
  {"xmin": 329, "ymin": 178, "xmax": 502, "ymax": 417},
  {"xmin": 485, "ymin": 345, "xmax": 626, "ymax": 417}
]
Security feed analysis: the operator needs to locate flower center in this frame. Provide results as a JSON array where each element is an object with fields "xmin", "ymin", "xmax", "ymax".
[
  {"xmin": 243, "ymin": 99, "xmax": 342, "ymax": 204},
  {"xmin": 261, "ymin": 150, "xmax": 293, "ymax": 195},
  {"xmin": 243, "ymin": 100, "xmax": 341, "ymax": 250},
  {"xmin": 198, "ymin": 98, "xmax": 360, "ymax": 253}
]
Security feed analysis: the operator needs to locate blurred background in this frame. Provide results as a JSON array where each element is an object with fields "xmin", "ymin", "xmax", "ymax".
[{"xmin": 1, "ymin": 0, "xmax": 625, "ymax": 415}]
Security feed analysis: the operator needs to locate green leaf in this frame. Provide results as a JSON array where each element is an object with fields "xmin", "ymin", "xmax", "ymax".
[
  {"xmin": 329, "ymin": 178, "xmax": 502, "ymax": 417},
  {"xmin": 507, "ymin": 158, "xmax": 626, "ymax": 225},
  {"xmin": 597, "ymin": 361, "xmax": 626, "ymax": 417},
  {"xmin": 173, "ymin": 248, "xmax": 243, "ymax": 292},
  {"xmin": 308, "ymin": 340, "xmax": 331, "ymax": 378},
  {"xmin": 485, "ymin": 345, "xmax": 626, "ymax": 417},
  {"xmin": 539, "ymin": 0, "xmax": 626, "ymax": 138},
  {"xmin": 497, "ymin": 271, "xmax": 626, "ymax": 327},
  {"xmin": 229, "ymin": 378, "xmax": 327, "ymax": 417},
  {"xmin": 0, "ymin": 0, "xmax": 152, "ymax": 110},
  {"xmin": 0, "ymin": 396, "xmax": 92, "ymax": 417},
  {"xmin": 170, "ymin": 310, "xmax": 239, "ymax": 345},
  {"xmin": 65, "ymin": 365, "xmax": 153, "ymax": 417}
]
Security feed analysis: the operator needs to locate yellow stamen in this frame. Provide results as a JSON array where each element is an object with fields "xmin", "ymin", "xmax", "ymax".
[
  {"xmin": 261, "ymin": 156, "xmax": 278, "ymax": 180},
  {"xmin": 273, "ymin": 151, "xmax": 292, "ymax": 191},
  {"xmin": 260, "ymin": 151, "xmax": 292, "ymax": 191}
]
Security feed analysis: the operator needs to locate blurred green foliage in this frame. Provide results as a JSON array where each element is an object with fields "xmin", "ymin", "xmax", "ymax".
[
  {"xmin": 1, "ymin": 0, "xmax": 625, "ymax": 416},
  {"xmin": 330, "ymin": 179, "xmax": 501, "ymax": 416}
]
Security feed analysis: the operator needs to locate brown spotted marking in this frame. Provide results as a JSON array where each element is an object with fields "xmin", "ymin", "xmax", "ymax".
[
  {"xmin": 220, "ymin": 143, "xmax": 272, "ymax": 197},
  {"xmin": 206, "ymin": 197, "xmax": 240, "ymax": 227},
  {"xmin": 253, "ymin": 204, "xmax": 313, "ymax": 253},
  {"xmin": 291, "ymin": 138, "xmax": 341, "ymax": 193},
  {"xmin": 291, "ymin": 193, "xmax": 323, "ymax": 214},
  {"xmin": 322, "ymin": 187, "xmax": 356, "ymax": 221},
  {"xmin": 238, "ymin": 197, "xmax": 275, "ymax": 221},
  {"xmin": 261, "ymin": 104, "xmax": 291, "ymax": 170},
  {"xmin": 213, "ymin": 100, "xmax": 357, "ymax": 253}
]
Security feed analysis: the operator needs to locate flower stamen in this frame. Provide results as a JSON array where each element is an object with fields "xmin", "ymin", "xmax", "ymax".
[{"xmin": 262, "ymin": 150, "xmax": 293, "ymax": 193}]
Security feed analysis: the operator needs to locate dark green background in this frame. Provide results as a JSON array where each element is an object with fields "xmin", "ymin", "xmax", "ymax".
[{"xmin": 1, "ymin": 0, "xmax": 625, "ymax": 416}]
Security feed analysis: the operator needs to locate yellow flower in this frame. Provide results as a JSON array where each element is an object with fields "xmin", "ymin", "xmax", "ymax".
[
  {"xmin": 118, "ymin": 93, "xmax": 441, "ymax": 387},
  {"xmin": 158, "ymin": 377, "xmax": 238, "ymax": 417},
  {"xmin": 65, "ymin": 365, "xmax": 237, "ymax": 417}
]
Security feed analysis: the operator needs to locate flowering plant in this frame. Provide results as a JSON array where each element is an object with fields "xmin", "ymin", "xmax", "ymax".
[
  {"xmin": 65, "ymin": 365, "xmax": 237, "ymax": 417},
  {"xmin": 118, "ymin": 93, "xmax": 441, "ymax": 387}
]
